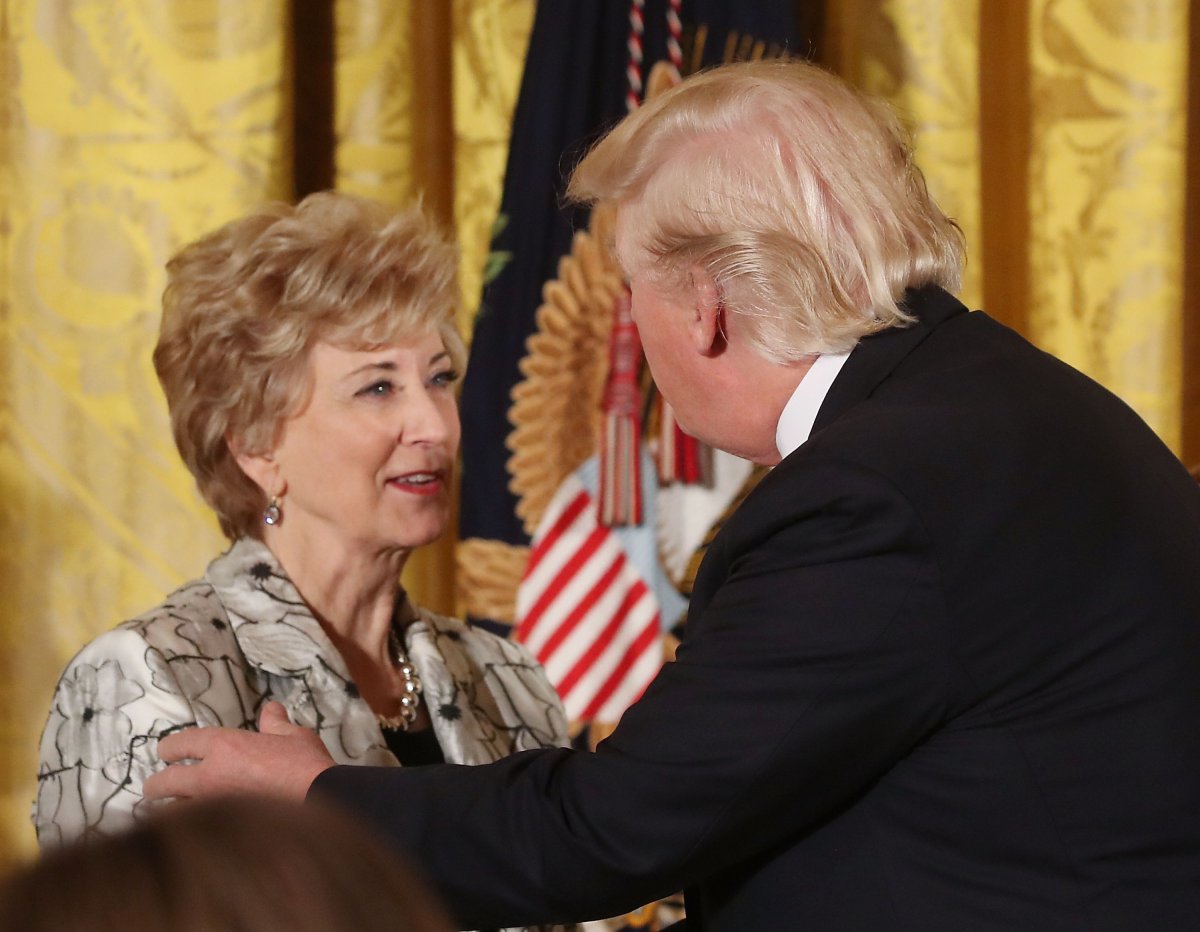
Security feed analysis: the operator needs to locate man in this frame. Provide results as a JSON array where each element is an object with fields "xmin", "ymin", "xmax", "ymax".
[{"xmin": 147, "ymin": 61, "xmax": 1200, "ymax": 930}]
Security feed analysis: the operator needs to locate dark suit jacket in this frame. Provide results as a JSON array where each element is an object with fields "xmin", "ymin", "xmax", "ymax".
[{"xmin": 313, "ymin": 286, "xmax": 1200, "ymax": 930}]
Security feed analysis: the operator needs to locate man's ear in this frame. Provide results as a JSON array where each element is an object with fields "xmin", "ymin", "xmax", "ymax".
[
  {"xmin": 228, "ymin": 433, "xmax": 283, "ymax": 498},
  {"xmin": 688, "ymin": 265, "xmax": 724, "ymax": 356}
]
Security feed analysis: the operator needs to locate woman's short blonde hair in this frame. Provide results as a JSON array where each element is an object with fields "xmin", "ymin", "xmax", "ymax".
[
  {"xmin": 568, "ymin": 59, "xmax": 966, "ymax": 360},
  {"xmin": 154, "ymin": 191, "xmax": 463, "ymax": 540}
]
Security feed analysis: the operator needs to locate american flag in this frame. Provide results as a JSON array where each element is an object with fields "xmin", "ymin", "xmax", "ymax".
[{"xmin": 515, "ymin": 470, "xmax": 663, "ymax": 723}]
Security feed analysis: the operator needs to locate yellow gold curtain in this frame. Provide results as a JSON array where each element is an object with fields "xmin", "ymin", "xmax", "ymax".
[
  {"xmin": 0, "ymin": 0, "xmax": 289, "ymax": 863},
  {"xmin": 826, "ymin": 0, "xmax": 985, "ymax": 308},
  {"xmin": 824, "ymin": 0, "xmax": 1196, "ymax": 457},
  {"xmin": 1026, "ymin": 0, "xmax": 1189, "ymax": 448},
  {"xmin": 0, "ymin": 0, "xmax": 533, "ymax": 866}
]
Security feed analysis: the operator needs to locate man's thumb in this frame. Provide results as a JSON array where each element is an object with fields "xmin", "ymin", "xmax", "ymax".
[{"xmin": 258, "ymin": 700, "xmax": 294, "ymax": 735}]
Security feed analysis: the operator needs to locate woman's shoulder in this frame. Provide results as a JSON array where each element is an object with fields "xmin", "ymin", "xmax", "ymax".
[
  {"xmin": 33, "ymin": 575, "xmax": 246, "ymax": 850},
  {"xmin": 112, "ymin": 577, "xmax": 238, "ymax": 659},
  {"xmin": 49, "ymin": 576, "xmax": 238, "ymax": 704}
]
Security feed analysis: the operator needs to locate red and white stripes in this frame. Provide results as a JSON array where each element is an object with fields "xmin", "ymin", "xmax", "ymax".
[
  {"xmin": 665, "ymin": 0, "xmax": 683, "ymax": 75},
  {"xmin": 516, "ymin": 475, "xmax": 662, "ymax": 723},
  {"xmin": 625, "ymin": 0, "xmax": 646, "ymax": 113}
]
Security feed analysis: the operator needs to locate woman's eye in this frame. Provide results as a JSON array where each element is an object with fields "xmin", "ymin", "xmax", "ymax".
[
  {"xmin": 357, "ymin": 380, "xmax": 395, "ymax": 398},
  {"xmin": 431, "ymin": 368, "xmax": 460, "ymax": 389}
]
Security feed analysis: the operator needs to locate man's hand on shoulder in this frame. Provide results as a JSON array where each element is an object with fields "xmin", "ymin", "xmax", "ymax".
[{"xmin": 144, "ymin": 701, "xmax": 334, "ymax": 803}]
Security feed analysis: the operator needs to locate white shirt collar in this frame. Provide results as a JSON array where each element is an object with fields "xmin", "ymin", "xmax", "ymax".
[{"xmin": 775, "ymin": 351, "xmax": 851, "ymax": 459}]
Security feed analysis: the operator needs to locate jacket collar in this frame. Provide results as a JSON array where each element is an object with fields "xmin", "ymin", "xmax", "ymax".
[
  {"xmin": 204, "ymin": 537, "xmax": 354, "ymax": 681},
  {"xmin": 811, "ymin": 284, "xmax": 968, "ymax": 435},
  {"xmin": 202, "ymin": 540, "xmax": 544, "ymax": 768}
]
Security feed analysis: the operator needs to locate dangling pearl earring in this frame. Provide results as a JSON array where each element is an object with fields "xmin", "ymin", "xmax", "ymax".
[{"xmin": 263, "ymin": 496, "xmax": 282, "ymax": 527}]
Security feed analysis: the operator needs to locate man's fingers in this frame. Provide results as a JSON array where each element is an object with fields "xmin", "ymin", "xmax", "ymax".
[
  {"xmin": 156, "ymin": 726, "xmax": 217, "ymax": 764},
  {"xmin": 143, "ymin": 760, "xmax": 196, "ymax": 801},
  {"xmin": 146, "ymin": 716, "xmax": 334, "ymax": 803}
]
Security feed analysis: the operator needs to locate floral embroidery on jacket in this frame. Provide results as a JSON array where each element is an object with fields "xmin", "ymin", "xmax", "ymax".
[{"xmin": 34, "ymin": 539, "xmax": 570, "ymax": 853}]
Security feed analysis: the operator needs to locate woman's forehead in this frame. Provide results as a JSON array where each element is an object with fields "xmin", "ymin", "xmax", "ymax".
[{"xmin": 317, "ymin": 321, "xmax": 445, "ymax": 354}]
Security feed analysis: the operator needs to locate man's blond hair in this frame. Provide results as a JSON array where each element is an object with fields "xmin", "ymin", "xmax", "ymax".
[{"xmin": 568, "ymin": 59, "xmax": 965, "ymax": 360}]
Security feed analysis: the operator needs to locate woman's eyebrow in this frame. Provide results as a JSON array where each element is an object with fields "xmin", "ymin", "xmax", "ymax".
[{"xmin": 343, "ymin": 360, "xmax": 398, "ymax": 378}]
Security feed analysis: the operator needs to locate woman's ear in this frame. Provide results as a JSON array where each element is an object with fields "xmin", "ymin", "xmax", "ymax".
[
  {"xmin": 228, "ymin": 433, "xmax": 282, "ymax": 498},
  {"xmin": 688, "ymin": 265, "xmax": 725, "ymax": 356}
]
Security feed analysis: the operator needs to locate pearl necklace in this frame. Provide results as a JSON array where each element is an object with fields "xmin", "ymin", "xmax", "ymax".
[{"xmin": 376, "ymin": 625, "xmax": 423, "ymax": 732}]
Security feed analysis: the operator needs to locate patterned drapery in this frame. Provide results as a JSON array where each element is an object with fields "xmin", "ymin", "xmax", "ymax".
[
  {"xmin": 0, "ymin": 0, "xmax": 1194, "ymax": 867},
  {"xmin": 825, "ymin": 0, "xmax": 1196, "ymax": 453}
]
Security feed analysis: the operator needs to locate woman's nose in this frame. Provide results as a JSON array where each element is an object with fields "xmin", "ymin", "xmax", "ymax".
[{"xmin": 400, "ymin": 387, "xmax": 455, "ymax": 446}]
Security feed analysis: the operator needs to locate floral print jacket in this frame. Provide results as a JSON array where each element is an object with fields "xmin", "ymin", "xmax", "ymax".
[{"xmin": 34, "ymin": 538, "xmax": 570, "ymax": 847}]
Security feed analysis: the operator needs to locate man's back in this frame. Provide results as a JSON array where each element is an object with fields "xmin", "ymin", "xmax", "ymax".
[{"xmin": 684, "ymin": 288, "xmax": 1200, "ymax": 929}]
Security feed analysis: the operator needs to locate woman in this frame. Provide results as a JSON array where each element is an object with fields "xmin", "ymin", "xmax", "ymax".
[
  {"xmin": 33, "ymin": 192, "xmax": 569, "ymax": 847},
  {"xmin": 4, "ymin": 797, "xmax": 453, "ymax": 932}
]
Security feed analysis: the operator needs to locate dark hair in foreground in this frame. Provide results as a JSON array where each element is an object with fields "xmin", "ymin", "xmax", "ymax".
[{"xmin": 0, "ymin": 796, "xmax": 453, "ymax": 932}]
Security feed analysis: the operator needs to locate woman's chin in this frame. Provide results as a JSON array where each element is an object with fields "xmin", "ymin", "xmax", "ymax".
[{"xmin": 382, "ymin": 519, "xmax": 447, "ymax": 554}]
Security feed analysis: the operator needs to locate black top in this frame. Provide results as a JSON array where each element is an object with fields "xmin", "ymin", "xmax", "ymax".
[{"xmin": 382, "ymin": 725, "xmax": 446, "ymax": 767}]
